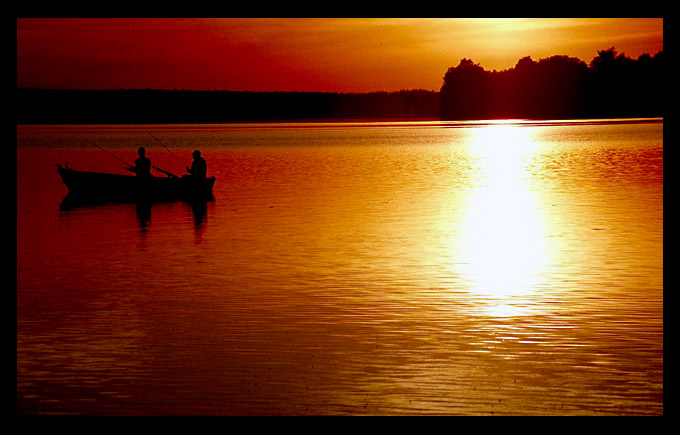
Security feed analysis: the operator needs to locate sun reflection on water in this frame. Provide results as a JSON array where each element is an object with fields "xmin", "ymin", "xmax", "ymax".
[{"xmin": 455, "ymin": 124, "xmax": 548, "ymax": 317}]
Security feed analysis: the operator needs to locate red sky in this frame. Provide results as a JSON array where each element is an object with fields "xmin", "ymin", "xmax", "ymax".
[{"xmin": 17, "ymin": 18, "xmax": 663, "ymax": 93}]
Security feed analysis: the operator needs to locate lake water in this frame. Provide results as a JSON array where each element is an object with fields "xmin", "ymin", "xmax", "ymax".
[{"xmin": 17, "ymin": 120, "xmax": 663, "ymax": 415}]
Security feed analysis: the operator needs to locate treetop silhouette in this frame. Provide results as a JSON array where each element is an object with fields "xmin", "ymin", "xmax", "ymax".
[{"xmin": 440, "ymin": 48, "xmax": 663, "ymax": 120}]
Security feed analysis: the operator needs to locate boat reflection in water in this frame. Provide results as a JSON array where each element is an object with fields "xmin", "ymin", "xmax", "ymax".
[
  {"xmin": 57, "ymin": 163, "xmax": 215, "ymax": 231},
  {"xmin": 59, "ymin": 187, "xmax": 213, "ymax": 232}
]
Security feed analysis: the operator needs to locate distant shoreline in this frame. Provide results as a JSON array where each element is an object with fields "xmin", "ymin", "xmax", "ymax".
[
  {"xmin": 17, "ymin": 117, "xmax": 662, "ymax": 129},
  {"xmin": 16, "ymin": 88, "xmax": 442, "ymax": 125},
  {"xmin": 16, "ymin": 87, "xmax": 663, "ymax": 125}
]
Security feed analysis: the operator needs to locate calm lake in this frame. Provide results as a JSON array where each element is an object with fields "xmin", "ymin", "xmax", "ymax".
[{"xmin": 17, "ymin": 119, "xmax": 663, "ymax": 415}]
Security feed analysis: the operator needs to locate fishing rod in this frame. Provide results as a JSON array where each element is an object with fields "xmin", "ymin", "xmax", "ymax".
[
  {"xmin": 146, "ymin": 132, "xmax": 190, "ymax": 171},
  {"xmin": 87, "ymin": 140, "xmax": 174, "ymax": 178},
  {"xmin": 87, "ymin": 140, "xmax": 131, "ymax": 167}
]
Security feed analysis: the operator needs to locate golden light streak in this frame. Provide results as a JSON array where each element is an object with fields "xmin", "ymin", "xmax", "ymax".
[{"xmin": 455, "ymin": 124, "xmax": 548, "ymax": 317}]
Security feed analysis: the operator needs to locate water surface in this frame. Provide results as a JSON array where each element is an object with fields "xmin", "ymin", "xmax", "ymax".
[{"xmin": 17, "ymin": 120, "xmax": 663, "ymax": 415}]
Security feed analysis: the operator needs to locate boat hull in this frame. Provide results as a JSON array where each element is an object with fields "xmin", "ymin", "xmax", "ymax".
[{"xmin": 57, "ymin": 166, "xmax": 215, "ymax": 201}]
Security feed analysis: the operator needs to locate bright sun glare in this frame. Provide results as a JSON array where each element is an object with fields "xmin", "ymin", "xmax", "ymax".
[{"xmin": 455, "ymin": 124, "xmax": 547, "ymax": 317}]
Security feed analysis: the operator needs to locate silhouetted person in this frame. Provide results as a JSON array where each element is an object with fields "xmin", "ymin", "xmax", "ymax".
[
  {"xmin": 127, "ymin": 147, "xmax": 151, "ymax": 177},
  {"xmin": 187, "ymin": 150, "xmax": 207, "ymax": 179}
]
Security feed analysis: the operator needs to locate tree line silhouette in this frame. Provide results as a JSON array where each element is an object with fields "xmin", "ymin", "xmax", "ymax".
[
  {"xmin": 16, "ymin": 88, "xmax": 440, "ymax": 124},
  {"xmin": 16, "ymin": 47, "xmax": 662, "ymax": 124},
  {"xmin": 440, "ymin": 48, "xmax": 663, "ymax": 120}
]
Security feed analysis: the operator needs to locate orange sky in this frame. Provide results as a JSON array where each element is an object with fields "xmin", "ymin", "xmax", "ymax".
[{"xmin": 17, "ymin": 18, "xmax": 663, "ymax": 93}]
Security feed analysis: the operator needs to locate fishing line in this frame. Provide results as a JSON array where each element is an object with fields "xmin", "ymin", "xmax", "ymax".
[
  {"xmin": 87, "ymin": 140, "xmax": 131, "ymax": 167},
  {"xmin": 147, "ymin": 132, "xmax": 190, "ymax": 170}
]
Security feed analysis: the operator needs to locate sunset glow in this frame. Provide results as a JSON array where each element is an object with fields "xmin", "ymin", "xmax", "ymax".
[
  {"xmin": 17, "ymin": 18, "xmax": 663, "ymax": 93},
  {"xmin": 455, "ymin": 125, "xmax": 547, "ymax": 317},
  {"xmin": 17, "ymin": 17, "xmax": 664, "ymax": 416}
]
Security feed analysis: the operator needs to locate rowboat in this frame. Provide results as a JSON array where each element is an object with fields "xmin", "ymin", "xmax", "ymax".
[{"xmin": 57, "ymin": 164, "xmax": 215, "ymax": 202}]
